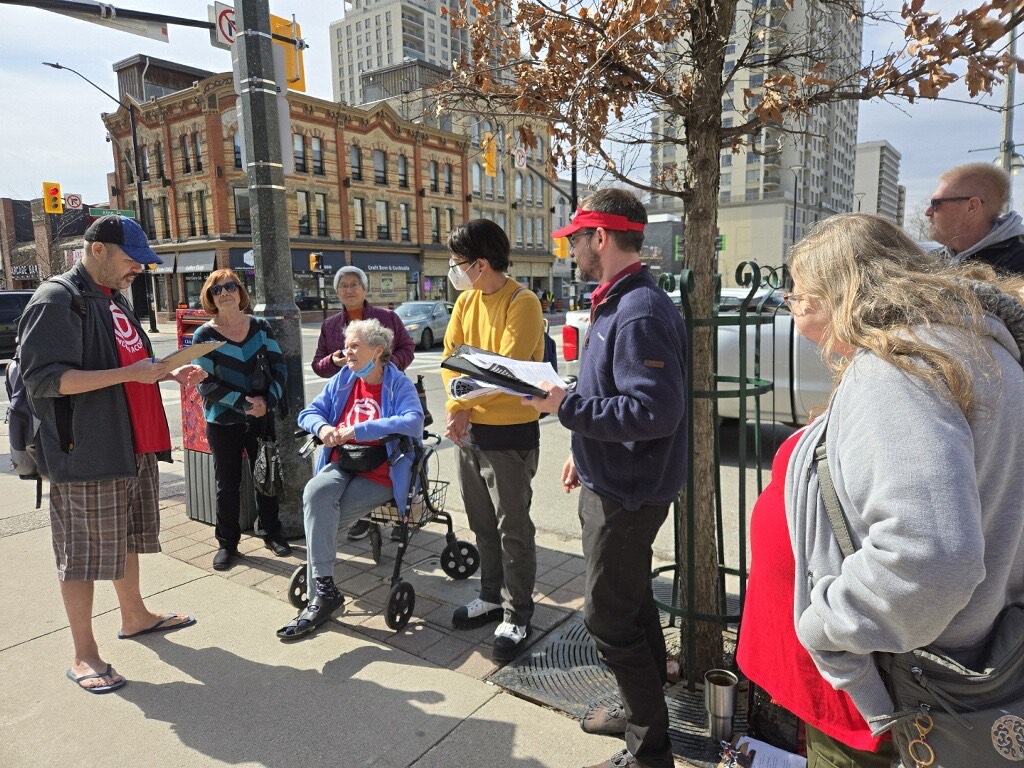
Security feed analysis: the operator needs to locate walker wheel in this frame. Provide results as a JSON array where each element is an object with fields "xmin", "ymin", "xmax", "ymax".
[
  {"xmin": 369, "ymin": 524, "xmax": 382, "ymax": 564},
  {"xmin": 287, "ymin": 564, "xmax": 309, "ymax": 609},
  {"xmin": 385, "ymin": 581, "xmax": 415, "ymax": 630},
  {"xmin": 440, "ymin": 540, "xmax": 480, "ymax": 580}
]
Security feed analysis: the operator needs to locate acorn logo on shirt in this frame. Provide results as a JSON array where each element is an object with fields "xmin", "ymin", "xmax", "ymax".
[{"xmin": 110, "ymin": 304, "xmax": 144, "ymax": 356}]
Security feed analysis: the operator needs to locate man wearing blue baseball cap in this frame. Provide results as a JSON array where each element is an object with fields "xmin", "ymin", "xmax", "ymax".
[{"xmin": 18, "ymin": 215, "xmax": 207, "ymax": 694}]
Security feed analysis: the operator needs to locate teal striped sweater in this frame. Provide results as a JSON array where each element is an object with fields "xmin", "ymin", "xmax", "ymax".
[{"xmin": 193, "ymin": 317, "xmax": 287, "ymax": 425}]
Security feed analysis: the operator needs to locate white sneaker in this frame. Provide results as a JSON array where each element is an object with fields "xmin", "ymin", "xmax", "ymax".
[
  {"xmin": 493, "ymin": 621, "xmax": 529, "ymax": 662},
  {"xmin": 451, "ymin": 598, "xmax": 502, "ymax": 629}
]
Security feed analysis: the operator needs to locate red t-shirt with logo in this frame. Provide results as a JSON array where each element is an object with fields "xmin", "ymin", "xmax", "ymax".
[
  {"xmin": 101, "ymin": 288, "xmax": 171, "ymax": 455},
  {"xmin": 332, "ymin": 378, "xmax": 390, "ymax": 487}
]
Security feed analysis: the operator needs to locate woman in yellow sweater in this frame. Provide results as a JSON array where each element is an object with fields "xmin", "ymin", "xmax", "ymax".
[{"xmin": 442, "ymin": 219, "xmax": 545, "ymax": 662}]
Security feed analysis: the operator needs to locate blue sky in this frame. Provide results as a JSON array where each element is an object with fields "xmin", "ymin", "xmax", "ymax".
[{"xmin": 0, "ymin": 0, "xmax": 1017, "ymax": 233}]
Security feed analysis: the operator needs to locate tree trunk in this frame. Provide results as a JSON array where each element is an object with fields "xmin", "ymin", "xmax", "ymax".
[{"xmin": 677, "ymin": 9, "xmax": 728, "ymax": 680}]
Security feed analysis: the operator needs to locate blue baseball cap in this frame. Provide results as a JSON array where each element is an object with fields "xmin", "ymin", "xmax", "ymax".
[{"xmin": 83, "ymin": 215, "xmax": 163, "ymax": 265}]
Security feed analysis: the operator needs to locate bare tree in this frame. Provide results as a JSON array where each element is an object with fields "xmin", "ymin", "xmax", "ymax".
[{"xmin": 436, "ymin": 0, "xmax": 1023, "ymax": 676}]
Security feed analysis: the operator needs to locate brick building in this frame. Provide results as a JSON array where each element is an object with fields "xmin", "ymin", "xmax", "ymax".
[{"xmin": 101, "ymin": 60, "xmax": 477, "ymax": 319}]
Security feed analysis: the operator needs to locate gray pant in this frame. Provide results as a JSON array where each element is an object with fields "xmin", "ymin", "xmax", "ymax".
[{"xmin": 457, "ymin": 446, "xmax": 539, "ymax": 626}]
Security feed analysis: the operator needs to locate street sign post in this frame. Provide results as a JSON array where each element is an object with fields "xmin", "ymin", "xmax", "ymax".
[
  {"xmin": 210, "ymin": 1, "xmax": 235, "ymax": 49},
  {"xmin": 88, "ymin": 207, "xmax": 135, "ymax": 218},
  {"xmin": 55, "ymin": 0, "xmax": 169, "ymax": 42}
]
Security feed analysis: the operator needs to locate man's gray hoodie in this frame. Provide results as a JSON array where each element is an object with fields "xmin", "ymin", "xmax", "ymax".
[
  {"xmin": 785, "ymin": 289, "xmax": 1024, "ymax": 732},
  {"xmin": 943, "ymin": 210, "xmax": 1024, "ymax": 274}
]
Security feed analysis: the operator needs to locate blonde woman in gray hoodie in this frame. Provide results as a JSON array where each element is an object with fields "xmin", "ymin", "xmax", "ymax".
[{"xmin": 783, "ymin": 213, "xmax": 1024, "ymax": 767}]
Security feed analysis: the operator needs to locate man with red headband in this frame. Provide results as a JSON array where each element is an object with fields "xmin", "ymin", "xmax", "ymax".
[{"xmin": 527, "ymin": 188, "xmax": 687, "ymax": 768}]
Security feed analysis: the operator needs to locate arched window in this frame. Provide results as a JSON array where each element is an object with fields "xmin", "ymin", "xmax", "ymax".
[
  {"xmin": 472, "ymin": 164, "xmax": 482, "ymax": 195},
  {"xmin": 470, "ymin": 117, "xmax": 480, "ymax": 147},
  {"xmin": 525, "ymin": 175, "xmax": 534, "ymax": 205},
  {"xmin": 514, "ymin": 174, "xmax": 523, "ymax": 202},
  {"xmin": 497, "ymin": 167, "xmax": 506, "ymax": 200}
]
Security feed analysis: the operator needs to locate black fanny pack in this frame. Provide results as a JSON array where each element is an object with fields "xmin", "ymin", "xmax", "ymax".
[{"xmin": 336, "ymin": 443, "xmax": 388, "ymax": 473}]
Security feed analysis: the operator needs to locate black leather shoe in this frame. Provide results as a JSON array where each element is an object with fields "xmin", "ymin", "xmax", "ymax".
[
  {"xmin": 264, "ymin": 535, "xmax": 292, "ymax": 557},
  {"xmin": 212, "ymin": 547, "xmax": 237, "ymax": 571}
]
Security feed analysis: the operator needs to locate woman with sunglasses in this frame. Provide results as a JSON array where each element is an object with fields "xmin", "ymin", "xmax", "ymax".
[{"xmin": 192, "ymin": 269, "xmax": 291, "ymax": 570}]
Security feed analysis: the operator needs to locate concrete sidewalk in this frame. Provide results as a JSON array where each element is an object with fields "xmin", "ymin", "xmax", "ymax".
[{"xmin": 0, "ymin": 456, "xmax": 632, "ymax": 768}]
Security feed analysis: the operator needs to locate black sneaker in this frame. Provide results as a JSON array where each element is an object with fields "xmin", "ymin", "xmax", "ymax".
[
  {"xmin": 492, "ymin": 621, "xmax": 529, "ymax": 662},
  {"xmin": 264, "ymin": 535, "xmax": 292, "ymax": 557},
  {"xmin": 347, "ymin": 519, "xmax": 372, "ymax": 541},
  {"xmin": 212, "ymin": 547, "xmax": 237, "ymax": 571}
]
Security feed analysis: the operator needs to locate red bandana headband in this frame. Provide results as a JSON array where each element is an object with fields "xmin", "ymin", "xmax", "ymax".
[{"xmin": 551, "ymin": 207, "xmax": 646, "ymax": 239}]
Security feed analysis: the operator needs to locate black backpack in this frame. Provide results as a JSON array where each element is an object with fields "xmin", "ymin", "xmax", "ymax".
[{"xmin": 4, "ymin": 276, "xmax": 85, "ymax": 508}]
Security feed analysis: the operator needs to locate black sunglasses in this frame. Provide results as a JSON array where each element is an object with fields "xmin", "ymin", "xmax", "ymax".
[
  {"xmin": 210, "ymin": 280, "xmax": 239, "ymax": 296},
  {"xmin": 929, "ymin": 196, "xmax": 976, "ymax": 210}
]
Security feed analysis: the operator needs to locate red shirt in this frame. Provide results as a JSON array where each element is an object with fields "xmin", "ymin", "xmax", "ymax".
[
  {"xmin": 589, "ymin": 261, "xmax": 642, "ymax": 323},
  {"xmin": 736, "ymin": 429, "xmax": 886, "ymax": 753},
  {"xmin": 332, "ymin": 378, "xmax": 391, "ymax": 487},
  {"xmin": 101, "ymin": 289, "xmax": 171, "ymax": 456}
]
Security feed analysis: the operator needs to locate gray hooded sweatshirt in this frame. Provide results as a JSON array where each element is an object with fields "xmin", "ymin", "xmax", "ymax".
[
  {"xmin": 785, "ymin": 288, "xmax": 1024, "ymax": 732},
  {"xmin": 943, "ymin": 210, "xmax": 1024, "ymax": 263}
]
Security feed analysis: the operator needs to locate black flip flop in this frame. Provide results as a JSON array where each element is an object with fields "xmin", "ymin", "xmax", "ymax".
[
  {"xmin": 276, "ymin": 594, "xmax": 344, "ymax": 641},
  {"xmin": 67, "ymin": 664, "xmax": 127, "ymax": 694}
]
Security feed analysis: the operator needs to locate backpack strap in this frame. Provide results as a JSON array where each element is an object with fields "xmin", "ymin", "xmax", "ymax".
[
  {"xmin": 813, "ymin": 427, "xmax": 858, "ymax": 560},
  {"xmin": 48, "ymin": 275, "xmax": 86, "ymax": 318}
]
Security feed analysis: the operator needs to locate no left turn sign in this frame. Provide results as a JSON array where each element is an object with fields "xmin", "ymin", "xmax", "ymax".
[{"xmin": 210, "ymin": 2, "xmax": 235, "ymax": 49}]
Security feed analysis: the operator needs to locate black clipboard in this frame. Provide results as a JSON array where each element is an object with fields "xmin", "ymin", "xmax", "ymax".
[{"xmin": 441, "ymin": 344, "xmax": 549, "ymax": 398}]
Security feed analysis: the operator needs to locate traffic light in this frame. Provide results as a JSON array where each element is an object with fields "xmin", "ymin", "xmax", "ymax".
[
  {"xmin": 308, "ymin": 252, "xmax": 323, "ymax": 271},
  {"xmin": 554, "ymin": 237, "xmax": 569, "ymax": 260},
  {"xmin": 42, "ymin": 181, "xmax": 63, "ymax": 215},
  {"xmin": 482, "ymin": 132, "xmax": 497, "ymax": 178}
]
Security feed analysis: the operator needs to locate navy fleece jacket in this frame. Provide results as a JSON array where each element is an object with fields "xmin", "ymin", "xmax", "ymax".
[{"xmin": 558, "ymin": 267, "xmax": 688, "ymax": 510}]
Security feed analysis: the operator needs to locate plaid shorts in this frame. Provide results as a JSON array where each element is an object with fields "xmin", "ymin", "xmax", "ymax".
[{"xmin": 49, "ymin": 453, "xmax": 162, "ymax": 582}]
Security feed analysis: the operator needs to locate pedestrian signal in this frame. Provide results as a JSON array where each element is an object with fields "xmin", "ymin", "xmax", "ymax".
[
  {"xmin": 554, "ymin": 238, "xmax": 569, "ymax": 260},
  {"xmin": 309, "ymin": 252, "xmax": 323, "ymax": 271},
  {"xmin": 43, "ymin": 182, "xmax": 63, "ymax": 215}
]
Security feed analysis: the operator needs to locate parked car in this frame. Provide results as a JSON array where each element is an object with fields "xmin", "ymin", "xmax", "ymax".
[
  {"xmin": 395, "ymin": 300, "xmax": 455, "ymax": 350},
  {"xmin": 0, "ymin": 290, "xmax": 34, "ymax": 361},
  {"xmin": 560, "ymin": 286, "xmax": 832, "ymax": 425}
]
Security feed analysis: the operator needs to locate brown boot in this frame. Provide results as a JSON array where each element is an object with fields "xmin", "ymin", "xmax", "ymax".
[{"xmin": 580, "ymin": 703, "xmax": 628, "ymax": 735}]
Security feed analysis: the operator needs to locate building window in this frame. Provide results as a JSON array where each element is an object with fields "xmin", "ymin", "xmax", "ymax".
[
  {"xmin": 311, "ymin": 137, "xmax": 324, "ymax": 174},
  {"xmin": 515, "ymin": 173, "xmax": 523, "ymax": 202},
  {"xmin": 315, "ymin": 192, "xmax": 328, "ymax": 236},
  {"xmin": 497, "ymin": 167, "xmax": 505, "ymax": 200},
  {"xmin": 192, "ymin": 133, "xmax": 203, "ymax": 172},
  {"xmin": 143, "ymin": 199, "xmax": 156, "ymax": 239},
  {"xmin": 186, "ymin": 191, "xmax": 197, "ymax": 237},
  {"xmin": 181, "ymin": 135, "xmax": 192, "ymax": 174},
  {"xmin": 294, "ymin": 134, "xmax": 307, "ymax": 173},
  {"xmin": 444, "ymin": 164, "xmax": 453, "ymax": 194},
  {"xmin": 350, "ymin": 145, "xmax": 362, "ymax": 180},
  {"xmin": 233, "ymin": 132, "xmax": 242, "ymax": 169},
  {"xmin": 446, "ymin": 208, "xmax": 455, "ymax": 238},
  {"xmin": 514, "ymin": 216, "xmax": 523, "ymax": 246},
  {"xmin": 497, "ymin": 212, "xmax": 506, "ymax": 231},
  {"xmin": 399, "ymin": 202, "xmax": 410, "ymax": 241},
  {"xmin": 155, "ymin": 141, "xmax": 164, "ymax": 178},
  {"xmin": 234, "ymin": 188, "xmax": 251, "ymax": 234},
  {"xmin": 470, "ymin": 117, "xmax": 480, "ymax": 147},
  {"xmin": 198, "ymin": 190, "xmax": 209, "ymax": 235},
  {"xmin": 374, "ymin": 149, "xmax": 387, "ymax": 185},
  {"xmin": 376, "ymin": 200, "xmax": 390, "ymax": 239},
  {"xmin": 398, "ymin": 155, "xmax": 408, "ymax": 188},
  {"xmin": 525, "ymin": 175, "xmax": 534, "ymax": 205},
  {"xmin": 525, "ymin": 217, "xmax": 533, "ymax": 247},
  {"xmin": 353, "ymin": 198, "xmax": 366, "ymax": 238},
  {"xmin": 160, "ymin": 197, "xmax": 171, "ymax": 239},
  {"xmin": 429, "ymin": 161, "xmax": 439, "ymax": 192},
  {"xmin": 141, "ymin": 146, "xmax": 151, "ymax": 182},
  {"xmin": 298, "ymin": 191, "xmax": 311, "ymax": 235},
  {"xmin": 472, "ymin": 164, "xmax": 481, "ymax": 196},
  {"xmin": 430, "ymin": 206, "xmax": 440, "ymax": 243}
]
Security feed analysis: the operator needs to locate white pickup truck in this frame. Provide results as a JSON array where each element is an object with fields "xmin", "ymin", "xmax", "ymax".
[{"xmin": 560, "ymin": 288, "xmax": 832, "ymax": 426}]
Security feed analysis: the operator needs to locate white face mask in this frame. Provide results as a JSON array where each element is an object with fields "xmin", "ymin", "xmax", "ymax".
[{"xmin": 448, "ymin": 260, "xmax": 479, "ymax": 291}]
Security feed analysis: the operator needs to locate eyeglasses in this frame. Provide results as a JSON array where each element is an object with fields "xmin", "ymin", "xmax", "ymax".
[
  {"xmin": 210, "ymin": 280, "xmax": 239, "ymax": 296},
  {"xmin": 337, "ymin": 281, "xmax": 363, "ymax": 292},
  {"xmin": 782, "ymin": 292, "xmax": 809, "ymax": 309},
  {"xmin": 568, "ymin": 230, "xmax": 594, "ymax": 250},
  {"xmin": 448, "ymin": 258, "xmax": 476, "ymax": 269},
  {"xmin": 928, "ymin": 196, "xmax": 976, "ymax": 210}
]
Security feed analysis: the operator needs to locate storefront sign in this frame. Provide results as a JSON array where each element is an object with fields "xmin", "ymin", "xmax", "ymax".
[
  {"xmin": 64, "ymin": 248, "xmax": 84, "ymax": 267},
  {"xmin": 12, "ymin": 264, "xmax": 39, "ymax": 280},
  {"xmin": 351, "ymin": 253, "xmax": 421, "ymax": 273},
  {"xmin": 380, "ymin": 275, "xmax": 395, "ymax": 295}
]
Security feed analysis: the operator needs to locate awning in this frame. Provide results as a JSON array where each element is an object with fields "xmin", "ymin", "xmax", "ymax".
[
  {"xmin": 151, "ymin": 254, "xmax": 175, "ymax": 275},
  {"xmin": 228, "ymin": 248, "xmax": 253, "ymax": 269},
  {"xmin": 176, "ymin": 250, "xmax": 217, "ymax": 273},
  {"xmin": 351, "ymin": 253, "xmax": 422, "ymax": 272}
]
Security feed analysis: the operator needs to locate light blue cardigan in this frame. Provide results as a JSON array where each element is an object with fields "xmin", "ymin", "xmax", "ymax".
[{"xmin": 297, "ymin": 363, "xmax": 424, "ymax": 515}]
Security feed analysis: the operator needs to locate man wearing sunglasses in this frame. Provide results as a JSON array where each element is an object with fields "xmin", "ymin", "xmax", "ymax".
[{"xmin": 927, "ymin": 163, "xmax": 1024, "ymax": 274}]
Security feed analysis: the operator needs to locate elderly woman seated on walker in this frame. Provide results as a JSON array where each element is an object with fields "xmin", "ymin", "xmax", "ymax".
[{"xmin": 277, "ymin": 319, "xmax": 423, "ymax": 640}]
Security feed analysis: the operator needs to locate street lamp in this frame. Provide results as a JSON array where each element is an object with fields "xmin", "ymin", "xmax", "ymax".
[
  {"xmin": 854, "ymin": 192, "xmax": 866, "ymax": 212},
  {"xmin": 788, "ymin": 165, "xmax": 805, "ymax": 255},
  {"xmin": 43, "ymin": 61, "xmax": 159, "ymax": 333}
]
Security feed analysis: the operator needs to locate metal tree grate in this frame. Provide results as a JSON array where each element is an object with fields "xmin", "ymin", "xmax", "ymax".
[{"xmin": 489, "ymin": 611, "xmax": 747, "ymax": 768}]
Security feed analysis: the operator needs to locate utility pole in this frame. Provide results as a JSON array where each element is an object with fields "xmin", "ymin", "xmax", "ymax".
[
  {"xmin": 235, "ymin": 0, "xmax": 310, "ymax": 533},
  {"xmin": 1002, "ymin": 32, "xmax": 1018, "ymax": 210}
]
